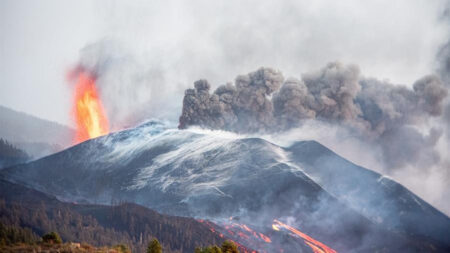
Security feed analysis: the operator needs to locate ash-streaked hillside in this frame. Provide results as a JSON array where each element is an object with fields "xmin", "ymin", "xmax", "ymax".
[
  {"xmin": 2, "ymin": 120, "xmax": 450, "ymax": 252},
  {"xmin": 0, "ymin": 105, "xmax": 75, "ymax": 158}
]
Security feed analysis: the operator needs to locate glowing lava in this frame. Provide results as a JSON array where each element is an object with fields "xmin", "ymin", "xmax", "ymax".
[
  {"xmin": 272, "ymin": 219, "xmax": 337, "ymax": 253},
  {"xmin": 72, "ymin": 70, "xmax": 109, "ymax": 143}
]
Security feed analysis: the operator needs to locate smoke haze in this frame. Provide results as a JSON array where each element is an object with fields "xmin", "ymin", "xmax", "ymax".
[
  {"xmin": 2, "ymin": 0, "xmax": 448, "ymax": 125},
  {"xmin": 1, "ymin": 0, "xmax": 450, "ymax": 215}
]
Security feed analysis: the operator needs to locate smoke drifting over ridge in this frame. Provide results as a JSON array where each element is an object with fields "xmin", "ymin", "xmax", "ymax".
[
  {"xmin": 53, "ymin": 1, "xmax": 450, "ymax": 215},
  {"xmin": 179, "ymin": 63, "xmax": 448, "ymax": 172}
]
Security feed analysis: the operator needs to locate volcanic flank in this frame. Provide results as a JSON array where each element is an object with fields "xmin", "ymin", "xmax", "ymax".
[{"xmin": 2, "ymin": 120, "xmax": 450, "ymax": 252}]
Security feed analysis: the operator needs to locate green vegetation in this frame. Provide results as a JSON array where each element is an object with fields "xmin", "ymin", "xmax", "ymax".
[
  {"xmin": 0, "ymin": 218, "xmax": 244, "ymax": 253},
  {"xmin": 0, "ymin": 179, "xmax": 236, "ymax": 252},
  {"xmin": 0, "ymin": 227, "xmax": 129, "ymax": 253},
  {"xmin": 113, "ymin": 243, "xmax": 131, "ymax": 253},
  {"xmin": 42, "ymin": 231, "xmax": 62, "ymax": 244},
  {"xmin": 147, "ymin": 238, "xmax": 163, "ymax": 253},
  {"xmin": 0, "ymin": 223, "xmax": 39, "ymax": 246},
  {"xmin": 0, "ymin": 241, "xmax": 129, "ymax": 253},
  {"xmin": 195, "ymin": 240, "xmax": 239, "ymax": 253},
  {"xmin": 195, "ymin": 245, "xmax": 223, "ymax": 253}
]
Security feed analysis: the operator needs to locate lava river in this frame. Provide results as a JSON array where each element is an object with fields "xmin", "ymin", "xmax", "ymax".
[{"xmin": 199, "ymin": 218, "xmax": 337, "ymax": 253}]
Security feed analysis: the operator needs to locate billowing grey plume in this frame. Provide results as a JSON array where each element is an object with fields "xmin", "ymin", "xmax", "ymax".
[
  {"xmin": 179, "ymin": 68, "xmax": 284, "ymax": 132},
  {"xmin": 179, "ymin": 62, "xmax": 448, "ymax": 170},
  {"xmin": 180, "ymin": 62, "xmax": 447, "ymax": 134}
]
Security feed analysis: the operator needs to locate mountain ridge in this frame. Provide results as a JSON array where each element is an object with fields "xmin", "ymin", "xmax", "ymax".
[
  {"xmin": 1, "ymin": 120, "xmax": 449, "ymax": 252},
  {"xmin": 0, "ymin": 105, "xmax": 75, "ymax": 158}
]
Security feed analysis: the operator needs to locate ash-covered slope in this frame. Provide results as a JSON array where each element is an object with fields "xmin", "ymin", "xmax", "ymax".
[
  {"xmin": 288, "ymin": 141, "xmax": 450, "ymax": 246},
  {"xmin": 1, "ymin": 120, "xmax": 449, "ymax": 252}
]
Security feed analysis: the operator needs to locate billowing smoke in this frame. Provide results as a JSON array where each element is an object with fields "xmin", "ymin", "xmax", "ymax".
[
  {"xmin": 437, "ymin": 41, "xmax": 450, "ymax": 86},
  {"xmin": 436, "ymin": 3, "xmax": 450, "ymax": 145},
  {"xmin": 179, "ymin": 68, "xmax": 284, "ymax": 132},
  {"xmin": 274, "ymin": 63, "xmax": 361, "ymax": 129},
  {"xmin": 179, "ymin": 62, "xmax": 448, "ymax": 172},
  {"xmin": 436, "ymin": 2, "xmax": 450, "ymax": 87}
]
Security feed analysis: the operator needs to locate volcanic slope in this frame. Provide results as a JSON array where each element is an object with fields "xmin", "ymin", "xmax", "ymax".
[{"xmin": 2, "ymin": 120, "xmax": 450, "ymax": 252}]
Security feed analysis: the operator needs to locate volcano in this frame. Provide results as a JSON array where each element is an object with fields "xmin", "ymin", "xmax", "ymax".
[{"xmin": 1, "ymin": 120, "xmax": 449, "ymax": 252}]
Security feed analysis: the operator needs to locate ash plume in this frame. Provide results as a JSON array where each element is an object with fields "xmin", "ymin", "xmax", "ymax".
[
  {"xmin": 273, "ymin": 62, "xmax": 362, "ymax": 131},
  {"xmin": 436, "ymin": 2, "xmax": 450, "ymax": 87},
  {"xmin": 179, "ymin": 68, "xmax": 284, "ymax": 132},
  {"xmin": 179, "ymin": 62, "xmax": 448, "ymax": 172},
  {"xmin": 437, "ymin": 41, "xmax": 450, "ymax": 86},
  {"xmin": 436, "ymin": 3, "xmax": 450, "ymax": 145}
]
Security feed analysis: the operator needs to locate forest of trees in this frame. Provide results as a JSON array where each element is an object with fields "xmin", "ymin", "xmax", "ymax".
[
  {"xmin": 0, "ymin": 138, "xmax": 30, "ymax": 168},
  {"xmin": 146, "ymin": 238, "xmax": 240, "ymax": 253},
  {"xmin": 0, "ymin": 228, "xmax": 132, "ymax": 253},
  {"xmin": 0, "ymin": 179, "xmax": 232, "ymax": 252},
  {"xmin": 0, "ymin": 226, "xmax": 240, "ymax": 253}
]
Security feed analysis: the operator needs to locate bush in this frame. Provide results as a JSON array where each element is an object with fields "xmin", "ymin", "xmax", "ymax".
[
  {"xmin": 147, "ymin": 238, "xmax": 162, "ymax": 253},
  {"xmin": 114, "ymin": 244, "xmax": 131, "ymax": 253},
  {"xmin": 42, "ymin": 232, "xmax": 62, "ymax": 244},
  {"xmin": 221, "ymin": 240, "xmax": 239, "ymax": 253},
  {"xmin": 195, "ymin": 245, "xmax": 223, "ymax": 253}
]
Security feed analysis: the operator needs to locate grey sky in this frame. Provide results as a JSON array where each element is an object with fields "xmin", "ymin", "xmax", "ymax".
[{"xmin": 0, "ymin": 0, "xmax": 448, "ymax": 126}]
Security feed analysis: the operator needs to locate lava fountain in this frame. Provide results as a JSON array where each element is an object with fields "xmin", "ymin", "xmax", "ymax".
[{"xmin": 70, "ymin": 69, "xmax": 109, "ymax": 143}]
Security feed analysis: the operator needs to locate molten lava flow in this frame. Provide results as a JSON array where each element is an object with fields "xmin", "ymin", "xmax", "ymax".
[
  {"xmin": 72, "ymin": 71, "xmax": 109, "ymax": 143},
  {"xmin": 197, "ymin": 219, "xmax": 258, "ymax": 253},
  {"xmin": 305, "ymin": 241, "xmax": 328, "ymax": 253},
  {"xmin": 272, "ymin": 219, "xmax": 337, "ymax": 253},
  {"xmin": 259, "ymin": 232, "xmax": 272, "ymax": 243}
]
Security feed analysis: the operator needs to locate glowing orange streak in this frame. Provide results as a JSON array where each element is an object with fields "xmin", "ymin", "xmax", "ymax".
[
  {"xmin": 232, "ymin": 223, "xmax": 272, "ymax": 243},
  {"xmin": 273, "ymin": 220, "xmax": 337, "ymax": 253},
  {"xmin": 73, "ymin": 71, "xmax": 109, "ymax": 143},
  {"xmin": 305, "ymin": 242, "xmax": 326, "ymax": 253},
  {"xmin": 259, "ymin": 232, "xmax": 272, "ymax": 243},
  {"xmin": 242, "ymin": 224, "xmax": 252, "ymax": 232}
]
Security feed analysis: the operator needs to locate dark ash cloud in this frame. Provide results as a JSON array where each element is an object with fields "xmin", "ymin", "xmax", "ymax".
[
  {"xmin": 179, "ymin": 62, "xmax": 448, "ymax": 171},
  {"xmin": 179, "ymin": 68, "xmax": 284, "ymax": 133}
]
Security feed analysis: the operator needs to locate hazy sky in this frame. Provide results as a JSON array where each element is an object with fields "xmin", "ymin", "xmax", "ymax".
[{"xmin": 0, "ymin": 0, "xmax": 448, "ymax": 126}]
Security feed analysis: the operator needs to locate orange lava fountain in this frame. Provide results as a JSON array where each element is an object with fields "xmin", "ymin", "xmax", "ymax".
[
  {"xmin": 272, "ymin": 219, "xmax": 337, "ymax": 253},
  {"xmin": 72, "ymin": 70, "xmax": 109, "ymax": 143}
]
